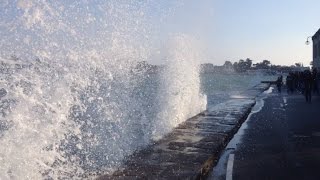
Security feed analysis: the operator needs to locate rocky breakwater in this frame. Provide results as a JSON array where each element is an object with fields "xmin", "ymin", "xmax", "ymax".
[{"xmin": 99, "ymin": 83, "xmax": 271, "ymax": 179}]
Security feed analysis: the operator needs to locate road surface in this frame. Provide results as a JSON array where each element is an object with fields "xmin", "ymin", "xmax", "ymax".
[{"xmin": 210, "ymin": 86, "xmax": 320, "ymax": 180}]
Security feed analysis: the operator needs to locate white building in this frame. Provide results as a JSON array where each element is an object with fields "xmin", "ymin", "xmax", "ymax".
[{"xmin": 312, "ymin": 28, "xmax": 320, "ymax": 69}]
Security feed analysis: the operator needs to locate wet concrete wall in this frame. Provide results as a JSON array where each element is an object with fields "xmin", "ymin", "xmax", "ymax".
[{"xmin": 98, "ymin": 83, "xmax": 271, "ymax": 179}]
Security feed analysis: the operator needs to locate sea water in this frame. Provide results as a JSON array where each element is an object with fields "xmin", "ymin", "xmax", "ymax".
[{"xmin": 202, "ymin": 73, "xmax": 276, "ymax": 107}]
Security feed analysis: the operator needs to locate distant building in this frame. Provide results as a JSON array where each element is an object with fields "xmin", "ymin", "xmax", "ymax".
[{"xmin": 312, "ymin": 28, "xmax": 320, "ymax": 69}]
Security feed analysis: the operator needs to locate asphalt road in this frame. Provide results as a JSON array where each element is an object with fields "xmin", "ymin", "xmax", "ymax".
[{"xmin": 210, "ymin": 86, "xmax": 320, "ymax": 180}]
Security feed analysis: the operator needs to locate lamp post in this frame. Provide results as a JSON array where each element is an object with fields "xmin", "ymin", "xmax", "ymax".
[
  {"xmin": 305, "ymin": 36, "xmax": 314, "ymax": 69},
  {"xmin": 305, "ymin": 36, "xmax": 312, "ymax": 45}
]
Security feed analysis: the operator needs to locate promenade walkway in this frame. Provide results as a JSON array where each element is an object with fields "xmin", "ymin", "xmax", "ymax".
[
  {"xmin": 210, "ymin": 86, "xmax": 320, "ymax": 180},
  {"xmin": 98, "ymin": 83, "xmax": 270, "ymax": 179}
]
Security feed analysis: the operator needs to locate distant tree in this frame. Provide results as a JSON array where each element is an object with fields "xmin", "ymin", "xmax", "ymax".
[
  {"xmin": 262, "ymin": 60, "xmax": 271, "ymax": 67},
  {"xmin": 295, "ymin": 63, "xmax": 302, "ymax": 67},
  {"xmin": 245, "ymin": 58, "xmax": 253, "ymax": 69},
  {"xmin": 223, "ymin": 61, "xmax": 233, "ymax": 69},
  {"xmin": 255, "ymin": 60, "xmax": 271, "ymax": 69},
  {"xmin": 233, "ymin": 62, "xmax": 239, "ymax": 72},
  {"xmin": 236, "ymin": 60, "xmax": 246, "ymax": 72},
  {"xmin": 200, "ymin": 63, "xmax": 214, "ymax": 73},
  {"xmin": 233, "ymin": 58, "xmax": 252, "ymax": 72}
]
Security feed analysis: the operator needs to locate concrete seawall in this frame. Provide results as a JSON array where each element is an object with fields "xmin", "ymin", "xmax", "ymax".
[{"xmin": 98, "ymin": 83, "xmax": 271, "ymax": 179}]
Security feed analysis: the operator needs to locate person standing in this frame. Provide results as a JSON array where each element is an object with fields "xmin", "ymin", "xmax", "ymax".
[
  {"xmin": 276, "ymin": 75, "xmax": 283, "ymax": 93},
  {"xmin": 286, "ymin": 73, "xmax": 294, "ymax": 94},
  {"xmin": 312, "ymin": 68, "xmax": 319, "ymax": 95},
  {"xmin": 304, "ymin": 70, "xmax": 312, "ymax": 103}
]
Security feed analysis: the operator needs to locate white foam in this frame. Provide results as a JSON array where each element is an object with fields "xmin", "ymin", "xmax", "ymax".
[
  {"xmin": 0, "ymin": 1, "xmax": 207, "ymax": 179},
  {"xmin": 152, "ymin": 34, "xmax": 207, "ymax": 140}
]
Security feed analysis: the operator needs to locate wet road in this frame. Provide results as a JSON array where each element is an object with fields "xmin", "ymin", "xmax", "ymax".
[{"xmin": 210, "ymin": 87, "xmax": 320, "ymax": 180}]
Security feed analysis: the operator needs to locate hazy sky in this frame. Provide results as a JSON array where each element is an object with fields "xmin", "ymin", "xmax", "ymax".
[
  {"xmin": 1, "ymin": 0, "xmax": 319, "ymax": 66},
  {"xmin": 163, "ymin": 0, "xmax": 320, "ymax": 66}
]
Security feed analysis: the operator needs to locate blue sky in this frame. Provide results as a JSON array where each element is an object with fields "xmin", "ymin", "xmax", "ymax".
[{"xmin": 161, "ymin": 0, "xmax": 320, "ymax": 66}]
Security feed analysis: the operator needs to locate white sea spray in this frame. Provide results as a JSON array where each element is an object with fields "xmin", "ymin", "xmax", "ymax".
[{"xmin": 0, "ymin": 1, "xmax": 206, "ymax": 179}]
